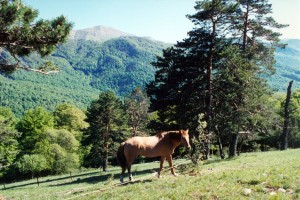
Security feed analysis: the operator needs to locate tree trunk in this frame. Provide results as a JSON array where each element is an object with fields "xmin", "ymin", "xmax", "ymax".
[
  {"xmin": 204, "ymin": 18, "xmax": 216, "ymax": 160},
  {"xmin": 217, "ymin": 136, "xmax": 225, "ymax": 159},
  {"xmin": 237, "ymin": 138, "xmax": 244, "ymax": 156},
  {"xmin": 132, "ymin": 126, "xmax": 137, "ymax": 137},
  {"xmin": 215, "ymin": 126, "xmax": 225, "ymax": 159},
  {"xmin": 36, "ymin": 176, "xmax": 39, "ymax": 186},
  {"xmin": 204, "ymin": 140, "xmax": 210, "ymax": 160},
  {"xmin": 229, "ymin": 133, "xmax": 239, "ymax": 157},
  {"xmin": 280, "ymin": 80, "xmax": 293, "ymax": 150},
  {"xmin": 242, "ymin": 2, "xmax": 249, "ymax": 51},
  {"xmin": 103, "ymin": 124, "xmax": 109, "ymax": 171}
]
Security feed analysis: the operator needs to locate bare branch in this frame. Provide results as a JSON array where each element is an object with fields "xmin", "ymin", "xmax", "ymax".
[
  {"xmin": 16, "ymin": 64, "xmax": 60, "ymax": 75},
  {"xmin": 0, "ymin": 47, "xmax": 59, "ymax": 75}
]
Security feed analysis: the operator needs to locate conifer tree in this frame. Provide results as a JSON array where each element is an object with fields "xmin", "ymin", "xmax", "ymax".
[
  {"xmin": 224, "ymin": 0, "xmax": 287, "ymax": 156},
  {"xmin": 148, "ymin": 0, "xmax": 287, "ymax": 158},
  {"xmin": 84, "ymin": 91, "xmax": 127, "ymax": 171},
  {"xmin": 0, "ymin": 0, "xmax": 72, "ymax": 74},
  {"xmin": 125, "ymin": 87, "xmax": 150, "ymax": 136}
]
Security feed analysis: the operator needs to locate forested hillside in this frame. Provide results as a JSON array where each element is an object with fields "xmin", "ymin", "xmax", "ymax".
[
  {"xmin": 0, "ymin": 36, "xmax": 169, "ymax": 116},
  {"xmin": 271, "ymin": 39, "xmax": 300, "ymax": 90},
  {"xmin": 2, "ymin": 1, "xmax": 300, "ymax": 191},
  {"xmin": 0, "ymin": 28, "xmax": 299, "ymax": 117}
]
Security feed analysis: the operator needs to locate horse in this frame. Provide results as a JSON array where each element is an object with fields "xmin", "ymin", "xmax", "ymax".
[{"xmin": 117, "ymin": 129, "xmax": 191, "ymax": 183}]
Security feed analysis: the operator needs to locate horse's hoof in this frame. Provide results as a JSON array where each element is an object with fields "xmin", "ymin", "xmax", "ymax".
[
  {"xmin": 173, "ymin": 173, "xmax": 179, "ymax": 177},
  {"xmin": 120, "ymin": 176, "xmax": 124, "ymax": 183},
  {"xmin": 129, "ymin": 175, "xmax": 134, "ymax": 182}
]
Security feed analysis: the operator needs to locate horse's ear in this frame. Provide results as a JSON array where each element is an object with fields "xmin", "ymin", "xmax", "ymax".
[{"xmin": 182, "ymin": 129, "xmax": 188, "ymax": 135}]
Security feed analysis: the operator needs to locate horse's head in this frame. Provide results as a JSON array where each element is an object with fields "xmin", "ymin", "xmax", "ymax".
[{"xmin": 180, "ymin": 129, "xmax": 191, "ymax": 150}]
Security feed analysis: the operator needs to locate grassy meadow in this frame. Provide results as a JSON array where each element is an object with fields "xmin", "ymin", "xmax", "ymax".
[{"xmin": 1, "ymin": 149, "xmax": 300, "ymax": 200}]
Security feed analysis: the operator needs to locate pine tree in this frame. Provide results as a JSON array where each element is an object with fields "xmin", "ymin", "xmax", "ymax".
[
  {"xmin": 280, "ymin": 81, "xmax": 293, "ymax": 150},
  {"xmin": 125, "ymin": 87, "xmax": 150, "ymax": 136},
  {"xmin": 84, "ymin": 91, "xmax": 127, "ymax": 171},
  {"xmin": 147, "ymin": 0, "xmax": 287, "ymax": 158},
  {"xmin": 224, "ymin": 0, "xmax": 287, "ymax": 156},
  {"xmin": 0, "ymin": 0, "xmax": 72, "ymax": 74},
  {"xmin": 148, "ymin": 0, "xmax": 238, "ymax": 158}
]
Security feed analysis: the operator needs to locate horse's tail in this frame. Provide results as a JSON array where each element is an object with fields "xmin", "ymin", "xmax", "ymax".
[{"xmin": 117, "ymin": 142, "xmax": 127, "ymax": 169}]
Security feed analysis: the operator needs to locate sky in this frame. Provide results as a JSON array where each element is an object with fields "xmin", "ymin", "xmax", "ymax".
[{"xmin": 23, "ymin": 0, "xmax": 300, "ymax": 43}]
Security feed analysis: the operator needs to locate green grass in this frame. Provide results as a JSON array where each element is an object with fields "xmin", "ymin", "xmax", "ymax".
[{"xmin": 1, "ymin": 150, "xmax": 300, "ymax": 200}]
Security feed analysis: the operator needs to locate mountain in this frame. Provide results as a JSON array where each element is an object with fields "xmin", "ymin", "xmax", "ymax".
[
  {"xmin": 269, "ymin": 39, "xmax": 300, "ymax": 91},
  {"xmin": 0, "ymin": 25, "xmax": 299, "ymax": 117},
  {"xmin": 69, "ymin": 25, "xmax": 134, "ymax": 42},
  {"xmin": 0, "ymin": 35, "xmax": 170, "ymax": 116}
]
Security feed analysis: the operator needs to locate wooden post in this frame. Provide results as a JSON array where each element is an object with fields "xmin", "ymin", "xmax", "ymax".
[{"xmin": 70, "ymin": 172, "xmax": 73, "ymax": 181}]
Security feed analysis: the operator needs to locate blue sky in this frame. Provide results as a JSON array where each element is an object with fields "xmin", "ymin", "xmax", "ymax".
[{"xmin": 23, "ymin": 0, "xmax": 299, "ymax": 43}]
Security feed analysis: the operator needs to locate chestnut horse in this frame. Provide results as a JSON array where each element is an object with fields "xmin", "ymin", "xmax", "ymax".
[{"xmin": 117, "ymin": 129, "xmax": 191, "ymax": 183}]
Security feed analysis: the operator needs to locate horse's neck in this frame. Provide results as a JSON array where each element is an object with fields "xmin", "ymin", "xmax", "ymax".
[
  {"xmin": 171, "ymin": 138, "xmax": 181, "ymax": 147},
  {"xmin": 162, "ymin": 132, "xmax": 181, "ymax": 148}
]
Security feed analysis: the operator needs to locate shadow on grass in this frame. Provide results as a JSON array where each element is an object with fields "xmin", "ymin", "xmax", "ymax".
[
  {"xmin": 2, "ymin": 167, "xmax": 158, "ymax": 190},
  {"xmin": 1, "ymin": 171, "xmax": 103, "ymax": 190},
  {"xmin": 51, "ymin": 167, "xmax": 157, "ymax": 187},
  {"xmin": 120, "ymin": 179, "xmax": 153, "ymax": 186}
]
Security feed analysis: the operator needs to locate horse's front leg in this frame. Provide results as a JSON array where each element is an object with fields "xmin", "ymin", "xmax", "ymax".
[
  {"xmin": 158, "ymin": 156, "xmax": 165, "ymax": 178},
  {"xmin": 166, "ymin": 155, "xmax": 178, "ymax": 176}
]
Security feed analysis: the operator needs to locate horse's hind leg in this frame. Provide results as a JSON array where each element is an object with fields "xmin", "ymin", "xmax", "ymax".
[
  {"xmin": 120, "ymin": 167, "xmax": 126, "ymax": 183},
  {"xmin": 124, "ymin": 145, "xmax": 138, "ymax": 182},
  {"xmin": 128, "ymin": 165, "xmax": 133, "ymax": 181},
  {"xmin": 124, "ymin": 149, "xmax": 137, "ymax": 182}
]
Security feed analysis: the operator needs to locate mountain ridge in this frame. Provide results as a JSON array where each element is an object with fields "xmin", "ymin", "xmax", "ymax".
[
  {"xmin": 272, "ymin": 39, "xmax": 300, "ymax": 90},
  {"xmin": 0, "ymin": 25, "xmax": 299, "ymax": 116},
  {"xmin": 69, "ymin": 25, "xmax": 134, "ymax": 42},
  {"xmin": 0, "ymin": 35, "xmax": 170, "ymax": 116}
]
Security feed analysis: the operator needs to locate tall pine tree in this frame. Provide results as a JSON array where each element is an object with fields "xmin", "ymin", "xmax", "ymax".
[
  {"xmin": 147, "ymin": 0, "xmax": 287, "ymax": 158},
  {"xmin": 0, "ymin": 0, "xmax": 72, "ymax": 74},
  {"xmin": 84, "ymin": 91, "xmax": 127, "ymax": 171}
]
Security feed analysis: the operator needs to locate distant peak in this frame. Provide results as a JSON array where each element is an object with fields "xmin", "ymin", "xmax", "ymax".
[{"xmin": 69, "ymin": 25, "xmax": 134, "ymax": 42}]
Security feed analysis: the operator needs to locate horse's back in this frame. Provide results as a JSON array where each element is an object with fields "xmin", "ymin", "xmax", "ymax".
[
  {"xmin": 124, "ymin": 135, "xmax": 173, "ymax": 158},
  {"xmin": 124, "ymin": 136, "xmax": 158, "ymax": 149}
]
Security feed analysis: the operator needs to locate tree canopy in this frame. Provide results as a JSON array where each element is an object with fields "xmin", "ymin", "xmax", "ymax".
[
  {"xmin": 147, "ymin": 0, "xmax": 287, "ymax": 158},
  {"xmin": 83, "ymin": 91, "xmax": 128, "ymax": 171},
  {"xmin": 0, "ymin": 0, "xmax": 72, "ymax": 74}
]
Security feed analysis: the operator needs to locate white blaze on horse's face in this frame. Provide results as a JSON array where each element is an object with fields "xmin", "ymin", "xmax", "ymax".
[{"xmin": 181, "ymin": 129, "xmax": 191, "ymax": 149}]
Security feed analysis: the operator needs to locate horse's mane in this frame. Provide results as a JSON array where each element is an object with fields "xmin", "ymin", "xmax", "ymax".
[{"xmin": 155, "ymin": 130, "xmax": 181, "ymax": 139}]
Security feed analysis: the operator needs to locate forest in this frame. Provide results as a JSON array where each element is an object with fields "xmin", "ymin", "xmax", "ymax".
[
  {"xmin": 0, "ymin": 37, "xmax": 168, "ymax": 117},
  {"xmin": 0, "ymin": 38, "xmax": 299, "ymax": 117},
  {"xmin": 1, "ymin": 0, "xmax": 300, "ymax": 187}
]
